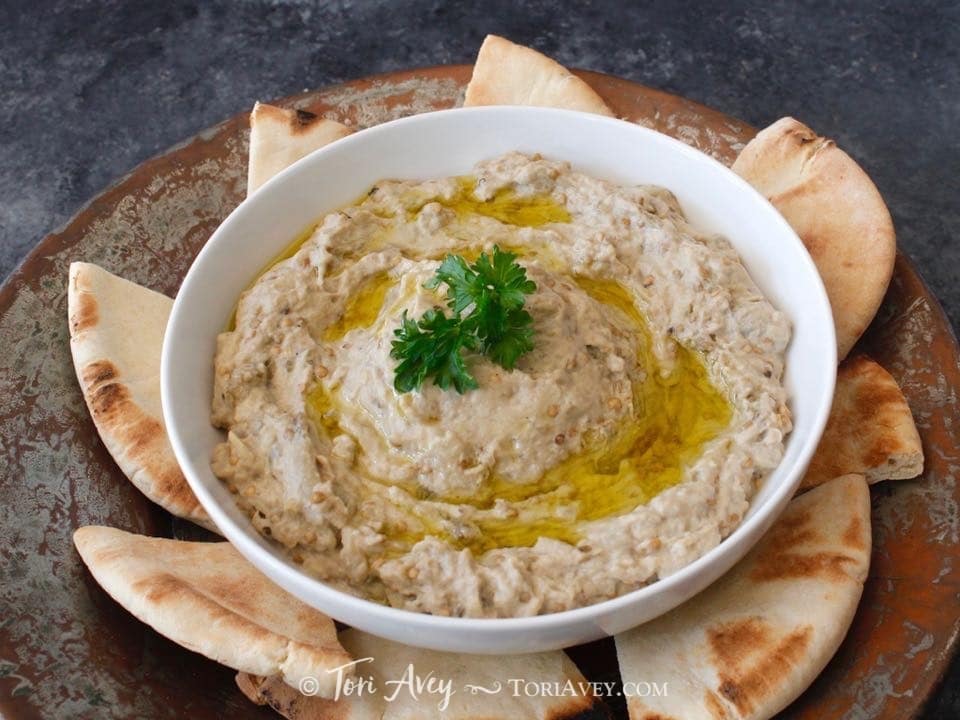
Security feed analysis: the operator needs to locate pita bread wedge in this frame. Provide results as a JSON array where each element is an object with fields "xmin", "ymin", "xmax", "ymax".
[
  {"xmin": 68, "ymin": 262, "xmax": 214, "ymax": 531},
  {"xmin": 731, "ymin": 117, "xmax": 896, "ymax": 361},
  {"xmin": 248, "ymin": 102, "xmax": 352, "ymax": 194},
  {"xmin": 802, "ymin": 356, "xmax": 922, "ymax": 491},
  {"xmin": 616, "ymin": 473, "xmax": 870, "ymax": 720},
  {"xmin": 236, "ymin": 628, "xmax": 602, "ymax": 719},
  {"xmin": 74, "ymin": 526, "xmax": 352, "ymax": 696},
  {"xmin": 464, "ymin": 34, "xmax": 615, "ymax": 117}
]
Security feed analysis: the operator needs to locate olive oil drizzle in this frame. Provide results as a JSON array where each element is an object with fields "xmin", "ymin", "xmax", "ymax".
[
  {"xmin": 322, "ymin": 272, "xmax": 394, "ymax": 342},
  {"xmin": 405, "ymin": 177, "xmax": 571, "ymax": 227},
  {"xmin": 307, "ymin": 274, "xmax": 731, "ymax": 556},
  {"xmin": 243, "ymin": 177, "xmax": 730, "ymax": 556},
  {"xmin": 227, "ymin": 176, "xmax": 567, "ymax": 330},
  {"xmin": 434, "ymin": 279, "xmax": 730, "ymax": 553}
]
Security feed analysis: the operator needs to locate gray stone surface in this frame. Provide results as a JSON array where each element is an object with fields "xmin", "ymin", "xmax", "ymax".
[{"xmin": 0, "ymin": 0, "xmax": 957, "ymax": 716}]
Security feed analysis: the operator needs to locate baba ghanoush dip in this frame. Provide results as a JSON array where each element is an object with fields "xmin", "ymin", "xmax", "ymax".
[{"xmin": 211, "ymin": 152, "xmax": 792, "ymax": 618}]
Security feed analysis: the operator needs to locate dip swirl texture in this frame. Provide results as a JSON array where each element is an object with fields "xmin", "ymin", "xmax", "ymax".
[{"xmin": 211, "ymin": 152, "xmax": 792, "ymax": 617}]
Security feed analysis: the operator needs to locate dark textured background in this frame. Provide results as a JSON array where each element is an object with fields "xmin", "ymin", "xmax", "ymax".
[{"xmin": 1, "ymin": 0, "xmax": 957, "ymax": 717}]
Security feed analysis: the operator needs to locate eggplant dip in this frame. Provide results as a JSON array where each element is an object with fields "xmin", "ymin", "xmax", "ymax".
[{"xmin": 211, "ymin": 152, "xmax": 792, "ymax": 618}]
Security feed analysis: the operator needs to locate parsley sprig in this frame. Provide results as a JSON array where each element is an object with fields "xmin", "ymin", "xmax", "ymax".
[
  {"xmin": 390, "ymin": 246, "xmax": 536, "ymax": 394},
  {"xmin": 391, "ymin": 308, "xmax": 480, "ymax": 394}
]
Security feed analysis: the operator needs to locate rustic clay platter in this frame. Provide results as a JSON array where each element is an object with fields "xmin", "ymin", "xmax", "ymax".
[{"xmin": 0, "ymin": 66, "xmax": 957, "ymax": 720}]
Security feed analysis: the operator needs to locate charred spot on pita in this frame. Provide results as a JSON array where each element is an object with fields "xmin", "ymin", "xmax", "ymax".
[
  {"xmin": 293, "ymin": 108, "xmax": 319, "ymax": 129},
  {"xmin": 70, "ymin": 289, "xmax": 98, "ymax": 333}
]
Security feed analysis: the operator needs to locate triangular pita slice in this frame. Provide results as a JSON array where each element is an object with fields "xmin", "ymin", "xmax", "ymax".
[
  {"xmin": 68, "ymin": 262, "xmax": 214, "ymax": 531},
  {"xmin": 237, "ymin": 628, "xmax": 603, "ymax": 719},
  {"xmin": 74, "ymin": 526, "xmax": 352, "ymax": 697},
  {"xmin": 802, "ymin": 355, "xmax": 922, "ymax": 491},
  {"xmin": 616, "ymin": 474, "xmax": 871, "ymax": 720},
  {"xmin": 731, "ymin": 117, "xmax": 895, "ymax": 360},
  {"xmin": 463, "ymin": 34, "xmax": 615, "ymax": 117},
  {"xmin": 248, "ymin": 102, "xmax": 352, "ymax": 194}
]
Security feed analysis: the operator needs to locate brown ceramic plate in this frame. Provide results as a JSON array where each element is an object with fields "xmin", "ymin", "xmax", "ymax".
[{"xmin": 0, "ymin": 67, "xmax": 957, "ymax": 720}]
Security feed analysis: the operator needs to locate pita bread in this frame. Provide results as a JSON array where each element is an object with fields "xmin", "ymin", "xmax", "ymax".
[
  {"xmin": 74, "ymin": 526, "xmax": 351, "ymax": 696},
  {"xmin": 463, "ymin": 34, "xmax": 615, "ymax": 117},
  {"xmin": 248, "ymin": 102, "xmax": 352, "ymax": 194},
  {"xmin": 616, "ymin": 473, "xmax": 871, "ymax": 720},
  {"xmin": 68, "ymin": 262, "xmax": 214, "ymax": 531},
  {"xmin": 731, "ymin": 117, "xmax": 896, "ymax": 361},
  {"xmin": 802, "ymin": 356, "xmax": 922, "ymax": 491},
  {"xmin": 237, "ymin": 628, "xmax": 602, "ymax": 719}
]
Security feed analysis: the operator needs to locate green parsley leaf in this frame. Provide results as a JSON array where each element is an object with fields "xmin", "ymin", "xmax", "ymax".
[
  {"xmin": 390, "ymin": 309, "xmax": 479, "ymax": 394},
  {"xmin": 392, "ymin": 246, "xmax": 537, "ymax": 393},
  {"xmin": 482, "ymin": 307, "xmax": 535, "ymax": 370},
  {"xmin": 471, "ymin": 246, "xmax": 537, "ymax": 312},
  {"xmin": 425, "ymin": 254, "xmax": 477, "ymax": 315}
]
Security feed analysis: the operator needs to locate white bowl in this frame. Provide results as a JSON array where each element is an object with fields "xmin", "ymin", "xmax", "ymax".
[{"xmin": 162, "ymin": 107, "xmax": 835, "ymax": 654}]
